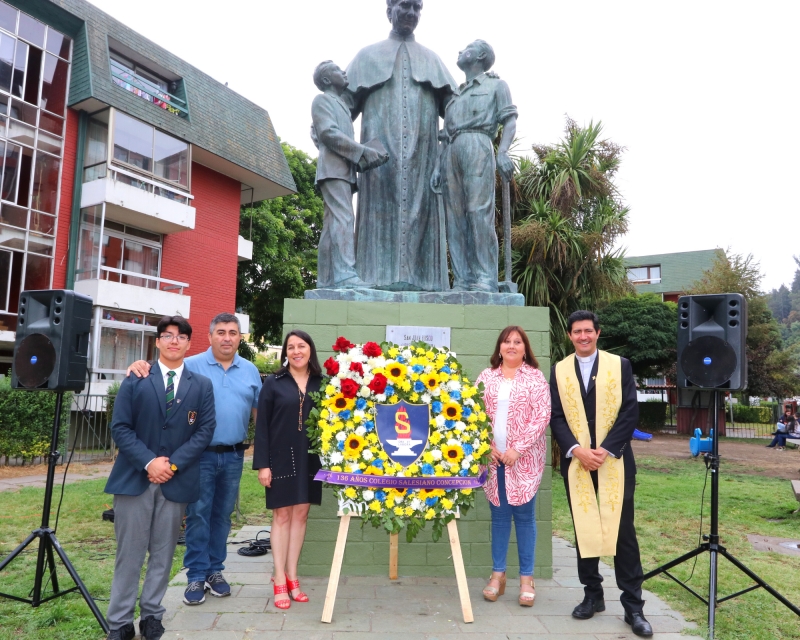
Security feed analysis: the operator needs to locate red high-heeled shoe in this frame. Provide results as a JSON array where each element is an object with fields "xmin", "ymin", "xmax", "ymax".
[
  {"xmin": 287, "ymin": 578, "xmax": 309, "ymax": 602},
  {"xmin": 273, "ymin": 582, "xmax": 290, "ymax": 609}
]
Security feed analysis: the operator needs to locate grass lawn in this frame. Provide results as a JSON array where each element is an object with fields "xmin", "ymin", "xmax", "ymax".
[
  {"xmin": 0, "ymin": 467, "xmax": 268, "ymax": 640},
  {"xmin": 552, "ymin": 454, "xmax": 800, "ymax": 640}
]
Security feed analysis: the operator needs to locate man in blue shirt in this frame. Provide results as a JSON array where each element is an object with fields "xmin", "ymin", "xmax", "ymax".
[{"xmin": 128, "ymin": 312, "xmax": 261, "ymax": 605}]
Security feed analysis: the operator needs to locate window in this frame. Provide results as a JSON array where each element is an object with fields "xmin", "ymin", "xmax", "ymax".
[
  {"xmin": 0, "ymin": 1, "xmax": 71, "ymax": 331},
  {"xmin": 95, "ymin": 309, "xmax": 160, "ymax": 380},
  {"xmin": 76, "ymin": 207, "xmax": 162, "ymax": 289},
  {"xmin": 109, "ymin": 50, "xmax": 187, "ymax": 118},
  {"xmin": 111, "ymin": 111, "xmax": 189, "ymax": 189},
  {"xmin": 627, "ymin": 265, "xmax": 661, "ymax": 284}
]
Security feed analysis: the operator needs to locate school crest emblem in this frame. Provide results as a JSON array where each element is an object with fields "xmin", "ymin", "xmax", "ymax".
[
  {"xmin": 375, "ymin": 400, "xmax": 429, "ymax": 468},
  {"xmin": 188, "ymin": 411, "xmax": 197, "ymax": 426}
]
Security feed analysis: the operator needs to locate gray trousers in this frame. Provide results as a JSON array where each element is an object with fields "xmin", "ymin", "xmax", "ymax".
[
  {"xmin": 317, "ymin": 178, "xmax": 360, "ymax": 287},
  {"xmin": 106, "ymin": 483, "xmax": 187, "ymax": 629}
]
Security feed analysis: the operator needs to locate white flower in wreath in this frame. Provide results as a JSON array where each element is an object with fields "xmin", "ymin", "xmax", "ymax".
[
  {"xmin": 337, "ymin": 371, "xmax": 347, "ymax": 379},
  {"xmin": 348, "ymin": 463, "xmax": 361, "ymax": 473},
  {"xmin": 330, "ymin": 377, "xmax": 341, "ymax": 388},
  {"xmin": 461, "ymin": 459, "xmax": 471, "ymax": 469},
  {"xmin": 359, "ymin": 386, "xmax": 371, "ymax": 398},
  {"xmin": 473, "ymin": 438, "xmax": 481, "ymax": 448},
  {"xmin": 355, "ymin": 425, "xmax": 367, "ymax": 436},
  {"xmin": 431, "ymin": 449, "xmax": 443, "ymax": 461},
  {"xmin": 447, "ymin": 380, "xmax": 462, "ymax": 391},
  {"xmin": 336, "ymin": 431, "xmax": 347, "ymax": 442},
  {"xmin": 376, "ymin": 394, "xmax": 387, "ymax": 402},
  {"xmin": 421, "ymin": 393, "xmax": 432, "ymax": 404},
  {"xmin": 435, "ymin": 415, "xmax": 446, "ymax": 427},
  {"xmin": 464, "ymin": 398, "xmax": 475, "ymax": 407},
  {"xmin": 402, "ymin": 349, "xmax": 413, "ymax": 361},
  {"xmin": 363, "ymin": 489, "xmax": 375, "ymax": 501},
  {"xmin": 411, "ymin": 497, "xmax": 422, "ymax": 510},
  {"xmin": 330, "ymin": 452, "xmax": 344, "ymax": 464},
  {"xmin": 431, "ymin": 387, "xmax": 441, "ymax": 397},
  {"xmin": 394, "ymin": 495, "xmax": 404, "ymax": 505},
  {"xmin": 465, "ymin": 454, "xmax": 474, "ymax": 463},
  {"xmin": 362, "ymin": 448, "xmax": 373, "ymax": 461},
  {"xmin": 456, "ymin": 421, "xmax": 466, "ymax": 431}
]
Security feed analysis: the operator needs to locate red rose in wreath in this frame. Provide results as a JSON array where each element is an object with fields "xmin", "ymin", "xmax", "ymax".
[
  {"xmin": 332, "ymin": 336, "xmax": 355, "ymax": 352},
  {"xmin": 362, "ymin": 341, "xmax": 382, "ymax": 357},
  {"xmin": 368, "ymin": 373, "xmax": 388, "ymax": 394},
  {"xmin": 349, "ymin": 362, "xmax": 364, "ymax": 376},
  {"xmin": 323, "ymin": 357, "xmax": 339, "ymax": 376},
  {"xmin": 341, "ymin": 378, "xmax": 360, "ymax": 399}
]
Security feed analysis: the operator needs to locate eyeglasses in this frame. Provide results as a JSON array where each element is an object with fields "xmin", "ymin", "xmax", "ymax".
[{"xmin": 159, "ymin": 334, "xmax": 189, "ymax": 343}]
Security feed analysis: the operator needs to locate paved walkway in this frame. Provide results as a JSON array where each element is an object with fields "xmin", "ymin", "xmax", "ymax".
[
  {"xmin": 163, "ymin": 526, "xmax": 695, "ymax": 639},
  {"xmin": 0, "ymin": 462, "xmax": 113, "ymax": 492}
]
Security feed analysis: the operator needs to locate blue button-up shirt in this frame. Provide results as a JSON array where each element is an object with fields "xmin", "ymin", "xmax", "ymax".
[{"xmin": 184, "ymin": 347, "xmax": 262, "ymax": 446}]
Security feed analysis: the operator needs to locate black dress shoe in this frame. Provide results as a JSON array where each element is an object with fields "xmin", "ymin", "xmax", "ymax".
[
  {"xmin": 106, "ymin": 623, "xmax": 135, "ymax": 640},
  {"xmin": 572, "ymin": 596, "xmax": 606, "ymax": 619},
  {"xmin": 139, "ymin": 615, "xmax": 165, "ymax": 640},
  {"xmin": 624, "ymin": 611, "xmax": 654, "ymax": 637}
]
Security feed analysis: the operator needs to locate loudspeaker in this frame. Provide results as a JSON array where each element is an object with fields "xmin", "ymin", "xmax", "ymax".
[
  {"xmin": 11, "ymin": 290, "xmax": 92, "ymax": 392},
  {"xmin": 677, "ymin": 294, "xmax": 747, "ymax": 391}
]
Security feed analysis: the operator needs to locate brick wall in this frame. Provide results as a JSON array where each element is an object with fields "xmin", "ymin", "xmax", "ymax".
[
  {"xmin": 284, "ymin": 299, "xmax": 553, "ymax": 578},
  {"xmin": 161, "ymin": 162, "xmax": 241, "ymax": 356},
  {"xmin": 53, "ymin": 108, "xmax": 80, "ymax": 289}
]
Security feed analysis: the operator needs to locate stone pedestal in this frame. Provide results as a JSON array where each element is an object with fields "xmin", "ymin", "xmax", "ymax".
[{"xmin": 283, "ymin": 297, "xmax": 552, "ymax": 578}]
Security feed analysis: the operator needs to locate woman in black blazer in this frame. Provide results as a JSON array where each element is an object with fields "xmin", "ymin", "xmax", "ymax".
[{"xmin": 253, "ymin": 329, "xmax": 323, "ymax": 610}]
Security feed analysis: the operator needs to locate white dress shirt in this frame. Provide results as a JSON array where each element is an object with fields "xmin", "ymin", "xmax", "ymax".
[
  {"xmin": 493, "ymin": 379, "xmax": 513, "ymax": 453},
  {"xmin": 565, "ymin": 349, "xmax": 612, "ymax": 458},
  {"xmin": 144, "ymin": 360, "xmax": 186, "ymax": 470}
]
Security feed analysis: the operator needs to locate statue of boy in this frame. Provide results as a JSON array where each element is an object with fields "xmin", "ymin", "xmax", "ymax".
[
  {"xmin": 432, "ymin": 41, "xmax": 518, "ymax": 292},
  {"xmin": 311, "ymin": 61, "xmax": 387, "ymax": 289}
]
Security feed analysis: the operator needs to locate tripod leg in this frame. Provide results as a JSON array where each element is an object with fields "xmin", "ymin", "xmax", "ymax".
[
  {"xmin": 708, "ymin": 548, "xmax": 718, "ymax": 639},
  {"xmin": 719, "ymin": 548, "xmax": 800, "ymax": 617},
  {"xmin": 45, "ymin": 534, "xmax": 60, "ymax": 594},
  {"xmin": 0, "ymin": 532, "xmax": 37, "ymax": 572},
  {"xmin": 32, "ymin": 531, "xmax": 47, "ymax": 606},
  {"xmin": 49, "ymin": 532, "xmax": 110, "ymax": 634}
]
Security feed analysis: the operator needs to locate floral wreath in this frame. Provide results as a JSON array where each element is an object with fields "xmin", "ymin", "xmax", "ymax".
[{"xmin": 308, "ymin": 337, "xmax": 493, "ymax": 542}]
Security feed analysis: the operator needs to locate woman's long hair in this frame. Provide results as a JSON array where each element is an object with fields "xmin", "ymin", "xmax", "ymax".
[
  {"xmin": 489, "ymin": 325, "xmax": 539, "ymax": 370},
  {"xmin": 278, "ymin": 330, "xmax": 322, "ymax": 377}
]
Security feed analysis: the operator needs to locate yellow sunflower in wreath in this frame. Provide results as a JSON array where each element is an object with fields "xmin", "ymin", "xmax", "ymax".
[
  {"xmin": 343, "ymin": 433, "xmax": 365, "ymax": 459},
  {"xmin": 442, "ymin": 401, "xmax": 462, "ymax": 421},
  {"xmin": 420, "ymin": 372, "xmax": 440, "ymax": 391},
  {"xmin": 442, "ymin": 444, "xmax": 465, "ymax": 464},
  {"xmin": 328, "ymin": 393, "xmax": 355, "ymax": 412},
  {"xmin": 385, "ymin": 361, "xmax": 408, "ymax": 384}
]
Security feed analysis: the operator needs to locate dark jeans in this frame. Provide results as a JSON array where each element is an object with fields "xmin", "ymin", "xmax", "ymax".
[
  {"xmin": 183, "ymin": 449, "xmax": 244, "ymax": 583},
  {"xmin": 564, "ymin": 471, "xmax": 645, "ymax": 614},
  {"xmin": 768, "ymin": 433, "xmax": 800, "ymax": 447},
  {"xmin": 488, "ymin": 465, "xmax": 537, "ymax": 576}
]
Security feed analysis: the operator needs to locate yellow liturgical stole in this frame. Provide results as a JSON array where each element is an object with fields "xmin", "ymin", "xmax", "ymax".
[{"xmin": 555, "ymin": 350, "xmax": 624, "ymax": 558}]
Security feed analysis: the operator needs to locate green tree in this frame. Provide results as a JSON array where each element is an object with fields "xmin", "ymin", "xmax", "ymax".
[
  {"xmin": 687, "ymin": 250, "xmax": 800, "ymax": 398},
  {"xmin": 767, "ymin": 284, "xmax": 791, "ymax": 322},
  {"xmin": 597, "ymin": 294, "xmax": 678, "ymax": 381},
  {"xmin": 236, "ymin": 143, "xmax": 323, "ymax": 346},
  {"xmin": 510, "ymin": 118, "xmax": 632, "ymax": 360}
]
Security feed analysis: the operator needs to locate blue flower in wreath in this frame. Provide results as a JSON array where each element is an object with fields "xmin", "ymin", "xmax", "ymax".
[
  {"xmin": 356, "ymin": 397, "xmax": 367, "ymax": 410},
  {"xmin": 432, "ymin": 400, "xmax": 443, "ymax": 414},
  {"xmin": 412, "ymin": 364, "xmax": 425, "ymax": 374},
  {"xmin": 364, "ymin": 420, "xmax": 375, "ymax": 432},
  {"xmin": 414, "ymin": 380, "xmax": 426, "ymax": 393},
  {"xmin": 440, "ymin": 365, "xmax": 451, "ymax": 374},
  {"xmin": 421, "ymin": 463, "xmax": 434, "ymax": 475},
  {"xmin": 396, "ymin": 355, "xmax": 406, "ymax": 363},
  {"xmin": 385, "ymin": 385, "xmax": 395, "ymax": 397},
  {"xmin": 449, "ymin": 390, "xmax": 461, "ymax": 401},
  {"xmin": 425, "ymin": 496, "xmax": 439, "ymax": 506},
  {"xmin": 376, "ymin": 490, "xmax": 387, "ymax": 501},
  {"xmin": 459, "ymin": 468, "xmax": 469, "ymax": 477},
  {"xmin": 463, "ymin": 443, "xmax": 474, "ymax": 456},
  {"xmin": 337, "ymin": 440, "xmax": 345, "ymax": 451},
  {"xmin": 445, "ymin": 420, "xmax": 455, "ymax": 429},
  {"xmin": 338, "ymin": 409, "xmax": 352, "ymax": 420},
  {"xmin": 371, "ymin": 458, "xmax": 384, "ymax": 469}
]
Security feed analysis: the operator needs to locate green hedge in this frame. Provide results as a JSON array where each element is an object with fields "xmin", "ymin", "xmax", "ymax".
[
  {"xmin": 726, "ymin": 403, "xmax": 774, "ymax": 424},
  {"xmin": 638, "ymin": 401, "xmax": 667, "ymax": 430},
  {"xmin": 0, "ymin": 376, "xmax": 72, "ymax": 463}
]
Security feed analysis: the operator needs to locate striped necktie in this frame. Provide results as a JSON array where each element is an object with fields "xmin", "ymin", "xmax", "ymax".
[{"xmin": 166, "ymin": 371, "xmax": 176, "ymax": 413}]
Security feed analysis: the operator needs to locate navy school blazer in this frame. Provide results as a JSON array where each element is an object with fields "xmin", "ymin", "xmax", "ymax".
[{"xmin": 104, "ymin": 365, "xmax": 216, "ymax": 503}]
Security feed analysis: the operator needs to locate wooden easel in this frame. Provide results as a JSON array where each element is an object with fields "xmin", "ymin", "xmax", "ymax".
[{"xmin": 321, "ymin": 512, "xmax": 474, "ymax": 624}]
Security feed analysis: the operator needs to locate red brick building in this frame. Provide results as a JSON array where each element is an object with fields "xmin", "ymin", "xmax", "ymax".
[{"xmin": 0, "ymin": 0, "xmax": 296, "ymax": 392}]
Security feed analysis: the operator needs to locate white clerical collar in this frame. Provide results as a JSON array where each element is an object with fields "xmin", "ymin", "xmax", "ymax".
[{"xmin": 576, "ymin": 350, "xmax": 597, "ymax": 363}]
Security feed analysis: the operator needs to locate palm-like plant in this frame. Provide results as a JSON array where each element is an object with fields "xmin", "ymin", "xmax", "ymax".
[{"xmin": 511, "ymin": 118, "xmax": 632, "ymax": 361}]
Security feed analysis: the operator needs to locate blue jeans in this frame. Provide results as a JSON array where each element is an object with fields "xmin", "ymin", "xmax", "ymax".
[
  {"xmin": 184, "ymin": 449, "xmax": 244, "ymax": 583},
  {"xmin": 489, "ymin": 465, "xmax": 537, "ymax": 576}
]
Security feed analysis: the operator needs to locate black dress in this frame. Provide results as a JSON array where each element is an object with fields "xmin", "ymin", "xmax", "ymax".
[{"xmin": 252, "ymin": 371, "xmax": 323, "ymax": 509}]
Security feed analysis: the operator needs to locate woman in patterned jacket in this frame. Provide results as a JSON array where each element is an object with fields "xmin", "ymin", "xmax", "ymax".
[{"xmin": 477, "ymin": 326, "xmax": 551, "ymax": 607}]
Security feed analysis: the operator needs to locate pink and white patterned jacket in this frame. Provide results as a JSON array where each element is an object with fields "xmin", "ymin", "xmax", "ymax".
[{"xmin": 477, "ymin": 364, "xmax": 551, "ymax": 506}]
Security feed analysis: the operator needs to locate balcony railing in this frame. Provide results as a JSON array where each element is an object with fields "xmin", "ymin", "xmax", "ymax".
[
  {"xmin": 83, "ymin": 162, "xmax": 193, "ymax": 205},
  {"xmin": 76, "ymin": 265, "xmax": 190, "ymax": 294},
  {"xmin": 110, "ymin": 59, "xmax": 188, "ymax": 117}
]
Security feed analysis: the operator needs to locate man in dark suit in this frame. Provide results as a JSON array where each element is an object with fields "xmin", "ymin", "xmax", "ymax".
[
  {"xmin": 550, "ymin": 310, "xmax": 653, "ymax": 637},
  {"xmin": 104, "ymin": 316, "xmax": 216, "ymax": 640}
]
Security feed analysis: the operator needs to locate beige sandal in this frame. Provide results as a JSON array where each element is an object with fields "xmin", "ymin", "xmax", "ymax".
[
  {"xmin": 519, "ymin": 576, "xmax": 535, "ymax": 607},
  {"xmin": 482, "ymin": 572, "xmax": 506, "ymax": 601}
]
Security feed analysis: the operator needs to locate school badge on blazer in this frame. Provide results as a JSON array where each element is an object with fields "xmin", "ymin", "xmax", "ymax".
[
  {"xmin": 188, "ymin": 411, "xmax": 197, "ymax": 425},
  {"xmin": 375, "ymin": 400, "xmax": 429, "ymax": 467}
]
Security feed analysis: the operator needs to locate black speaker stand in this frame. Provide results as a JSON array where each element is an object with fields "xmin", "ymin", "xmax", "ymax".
[
  {"xmin": 643, "ymin": 390, "xmax": 800, "ymax": 639},
  {"xmin": 0, "ymin": 392, "xmax": 109, "ymax": 634}
]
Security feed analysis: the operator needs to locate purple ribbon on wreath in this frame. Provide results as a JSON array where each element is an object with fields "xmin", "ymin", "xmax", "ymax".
[{"xmin": 314, "ymin": 469, "xmax": 487, "ymax": 490}]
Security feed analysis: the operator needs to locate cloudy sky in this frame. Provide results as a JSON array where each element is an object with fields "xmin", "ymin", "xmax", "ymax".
[{"xmin": 87, "ymin": 0, "xmax": 798, "ymax": 292}]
